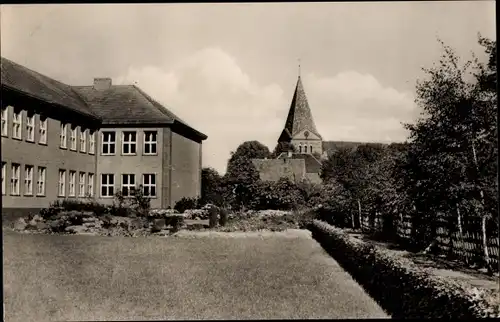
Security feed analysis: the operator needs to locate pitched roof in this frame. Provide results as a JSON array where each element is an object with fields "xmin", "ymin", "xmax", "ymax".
[
  {"xmin": 0, "ymin": 57, "xmax": 97, "ymax": 119},
  {"xmin": 73, "ymin": 84, "xmax": 207, "ymax": 140},
  {"xmin": 281, "ymin": 76, "xmax": 322, "ymax": 140},
  {"xmin": 73, "ymin": 85, "xmax": 173, "ymax": 124},
  {"xmin": 277, "ymin": 152, "xmax": 322, "ymax": 174}
]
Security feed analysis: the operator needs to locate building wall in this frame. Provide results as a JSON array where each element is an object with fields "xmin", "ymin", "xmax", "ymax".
[
  {"xmin": 95, "ymin": 127, "xmax": 164, "ymax": 208},
  {"xmin": 252, "ymin": 158, "xmax": 306, "ymax": 182},
  {"xmin": 1, "ymin": 105, "xmax": 97, "ymax": 209},
  {"xmin": 291, "ymin": 138, "xmax": 322, "ymax": 155},
  {"xmin": 170, "ymin": 131, "xmax": 202, "ymax": 207}
]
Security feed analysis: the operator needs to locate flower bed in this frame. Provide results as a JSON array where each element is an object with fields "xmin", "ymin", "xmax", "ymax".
[
  {"xmin": 309, "ymin": 220, "xmax": 500, "ymax": 318},
  {"xmin": 12, "ymin": 209, "xmax": 186, "ymax": 237}
]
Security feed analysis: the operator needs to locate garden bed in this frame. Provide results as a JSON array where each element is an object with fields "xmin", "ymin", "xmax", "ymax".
[{"xmin": 309, "ymin": 220, "xmax": 500, "ymax": 319}]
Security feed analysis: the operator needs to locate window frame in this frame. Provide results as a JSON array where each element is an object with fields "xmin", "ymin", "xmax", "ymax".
[
  {"xmin": 122, "ymin": 131, "xmax": 137, "ymax": 155},
  {"xmin": 11, "ymin": 163, "xmax": 20, "ymax": 196},
  {"xmin": 39, "ymin": 116, "xmax": 47, "ymax": 144},
  {"xmin": 79, "ymin": 129, "xmax": 87, "ymax": 153},
  {"xmin": 1, "ymin": 106, "xmax": 8, "ymax": 137},
  {"xmin": 142, "ymin": 173, "xmax": 157, "ymax": 197},
  {"xmin": 1, "ymin": 162, "xmax": 6, "ymax": 195},
  {"xmin": 89, "ymin": 131, "xmax": 95, "ymax": 155},
  {"xmin": 121, "ymin": 174, "xmax": 136, "ymax": 197},
  {"xmin": 58, "ymin": 169, "xmax": 66, "ymax": 197},
  {"xmin": 37, "ymin": 166, "xmax": 46, "ymax": 196},
  {"xmin": 26, "ymin": 113, "xmax": 35, "ymax": 142},
  {"xmin": 100, "ymin": 174, "xmax": 115, "ymax": 198},
  {"xmin": 60, "ymin": 123, "xmax": 68, "ymax": 149},
  {"xmin": 69, "ymin": 126, "xmax": 77, "ymax": 151},
  {"xmin": 87, "ymin": 173, "xmax": 94, "ymax": 197},
  {"xmin": 69, "ymin": 170, "xmax": 76, "ymax": 196},
  {"xmin": 101, "ymin": 131, "xmax": 116, "ymax": 155},
  {"xmin": 143, "ymin": 131, "xmax": 158, "ymax": 155},
  {"xmin": 12, "ymin": 110, "xmax": 22, "ymax": 140},
  {"xmin": 24, "ymin": 165, "xmax": 34, "ymax": 196},
  {"xmin": 78, "ymin": 172, "xmax": 86, "ymax": 197}
]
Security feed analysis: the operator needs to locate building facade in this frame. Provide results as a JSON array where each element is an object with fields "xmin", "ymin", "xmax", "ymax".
[{"xmin": 1, "ymin": 57, "xmax": 207, "ymax": 219}]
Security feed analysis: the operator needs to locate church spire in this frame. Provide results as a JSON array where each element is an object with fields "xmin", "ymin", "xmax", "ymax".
[{"xmin": 278, "ymin": 74, "xmax": 322, "ymax": 142}]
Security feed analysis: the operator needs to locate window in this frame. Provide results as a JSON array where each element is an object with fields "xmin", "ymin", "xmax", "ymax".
[
  {"xmin": 70, "ymin": 126, "xmax": 77, "ymax": 151},
  {"xmin": 101, "ymin": 174, "xmax": 114, "ymax": 197},
  {"xmin": 144, "ymin": 131, "xmax": 157, "ymax": 155},
  {"xmin": 89, "ymin": 131, "xmax": 95, "ymax": 154},
  {"xmin": 80, "ymin": 129, "xmax": 87, "ymax": 152},
  {"xmin": 58, "ymin": 170, "xmax": 66, "ymax": 197},
  {"xmin": 11, "ymin": 163, "xmax": 20, "ymax": 195},
  {"xmin": 24, "ymin": 165, "xmax": 34, "ymax": 195},
  {"xmin": 309, "ymin": 145, "xmax": 313, "ymax": 154},
  {"xmin": 87, "ymin": 173, "xmax": 94, "ymax": 197},
  {"xmin": 298, "ymin": 145, "xmax": 302, "ymax": 153},
  {"xmin": 60, "ymin": 123, "xmax": 68, "ymax": 148},
  {"xmin": 79, "ymin": 172, "xmax": 85, "ymax": 197},
  {"xmin": 122, "ymin": 131, "xmax": 137, "ymax": 155},
  {"xmin": 37, "ymin": 167, "xmax": 46, "ymax": 196},
  {"xmin": 121, "ymin": 174, "xmax": 136, "ymax": 197},
  {"xmin": 69, "ymin": 171, "xmax": 76, "ymax": 196},
  {"xmin": 1, "ymin": 106, "xmax": 8, "ymax": 137},
  {"xmin": 102, "ymin": 131, "xmax": 116, "ymax": 155},
  {"xmin": 39, "ymin": 117, "xmax": 47, "ymax": 144},
  {"xmin": 142, "ymin": 174, "xmax": 156, "ymax": 197},
  {"xmin": 26, "ymin": 114, "xmax": 35, "ymax": 142},
  {"xmin": 12, "ymin": 110, "xmax": 22, "ymax": 139},
  {"xmin": 1, "ymin": 162, "xmax": 6, "ymax": 195}
]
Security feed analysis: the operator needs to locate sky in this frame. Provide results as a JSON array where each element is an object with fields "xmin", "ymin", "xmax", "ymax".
[{"xmin": 1, "ymin": 2, "xmax": 496, "ymax": 174}]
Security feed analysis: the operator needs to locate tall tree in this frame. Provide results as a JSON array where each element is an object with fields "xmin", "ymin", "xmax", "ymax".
[
  {"xmin": 404, "ymin": 36, "xmax": 497, "ymax": 270},
  {"xmin": 224, "ymin": 140, "xmax": 269, "ymax": 210}
]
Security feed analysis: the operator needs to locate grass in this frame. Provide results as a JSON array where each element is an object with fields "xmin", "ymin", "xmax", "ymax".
[{"xmin": 3, "ymin": 229, "xmax": 388, "ymax": 321}]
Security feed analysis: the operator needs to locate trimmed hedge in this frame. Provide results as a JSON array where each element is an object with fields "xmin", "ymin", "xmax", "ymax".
[{"xmin": 309, "ymin": 220, "xmax": 499, "ymax": 319}]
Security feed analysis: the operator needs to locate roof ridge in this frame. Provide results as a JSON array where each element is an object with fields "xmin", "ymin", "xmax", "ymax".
[
  {"xmin": 2, "ymin": 57, "xmax": 74, "ymax": 92},
  {"xmin": 132, "ymin": 85, "xmax": 176, "ymax": 123}
]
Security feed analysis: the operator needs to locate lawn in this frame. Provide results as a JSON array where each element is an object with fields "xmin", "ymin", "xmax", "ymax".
[{"xmin": 3, "ymin": 229, "xmax": 388, "ymax": 321}]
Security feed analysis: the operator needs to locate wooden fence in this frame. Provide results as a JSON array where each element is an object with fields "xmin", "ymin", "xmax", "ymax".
[{"xmin": 361, "ymin": 213, "xmax": 499, "ymax": 268}]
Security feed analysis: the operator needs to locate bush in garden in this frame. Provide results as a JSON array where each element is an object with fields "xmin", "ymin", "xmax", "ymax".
[
  {"xmin": 219, "ymin": 207, "xmax": 229, "ymax": 226},
  {"xmin": 129, "ymin": 185, "xmax": 151, "ymax": 217},
  {"xmin": 208, "ymin": 205, "xmax": 219, "ymax": 228},
  {"xmin": 174, "ymin": 197, "xmax": 200, "ymax": 213},
  {"xmin": 309, "ymin": 220, "xmax": 500, "ymax": 319}
]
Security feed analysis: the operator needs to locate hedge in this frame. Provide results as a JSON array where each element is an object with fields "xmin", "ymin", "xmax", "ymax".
[{"xmin": 309, "ymin": 220, "xmax": 499, "ymax": 319}]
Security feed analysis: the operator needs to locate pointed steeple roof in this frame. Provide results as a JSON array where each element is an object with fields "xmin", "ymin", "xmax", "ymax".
[{"xmin": 279, "ymin": 76, "xmax": 322, "ymax": 141}]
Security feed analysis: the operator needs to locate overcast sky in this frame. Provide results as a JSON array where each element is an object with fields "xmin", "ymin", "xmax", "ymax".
[{"xmin": 1, "ymin": 2, "xmax": 495, "ymax": 173}]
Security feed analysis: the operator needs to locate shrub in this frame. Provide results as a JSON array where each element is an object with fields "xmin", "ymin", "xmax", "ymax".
[
  {"xmin": 309, "ymin": 220, "xmax": 500, "ymax": 318},
  {"xmin": 129, "ymin": 185, "xmax": 151, "ymax": 217},
  {"xmin": 164, "ymin": 213, "xmax": 184, "ymax": 233},
  {"xmin": 174, "ymin": 197, "xmax": 200, "ymax": 213},
  {"xmin": 219, "ymin": 208, "xmax": 229, "ymax": 226},
  {"xmin": 208, "ymin": 205, "xmax": 219, "ymax": 228},
  {"xmin": 47, "ymin": 198, "xmax": 108, "ymax": 217}
]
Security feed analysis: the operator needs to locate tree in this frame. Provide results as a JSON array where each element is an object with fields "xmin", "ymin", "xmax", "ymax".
[
  {"xmin": 224, "ymin": 141, "xmax": 269, "ymax": 210},
  {"xmin": 200, "ymin": 167, "xmax": 224, "ymax": 207},
  {"xmin": 404, "ymin": 36, "xmax": 497, "ymax": 271}
]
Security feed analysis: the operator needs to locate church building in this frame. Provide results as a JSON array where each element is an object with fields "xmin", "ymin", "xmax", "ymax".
[{"xmin": 252, "ymin": 74, "xmax": 367, "ymax": 184}]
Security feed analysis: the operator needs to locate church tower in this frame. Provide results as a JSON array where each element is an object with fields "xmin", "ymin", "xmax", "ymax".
[{"xmin": 278, "ymin": 75, "xmax": 323, "ymax": 156}]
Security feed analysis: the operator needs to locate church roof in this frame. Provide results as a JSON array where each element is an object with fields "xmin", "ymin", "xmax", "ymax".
[{"xmin": 281, "ymin": 76, "xmax": 322, "ymax": 140}]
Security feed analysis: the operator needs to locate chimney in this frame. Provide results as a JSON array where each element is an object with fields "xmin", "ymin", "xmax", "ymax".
[{"xmin": 93, "ymin": 78, "xmax": 112, "ymax": 90}]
